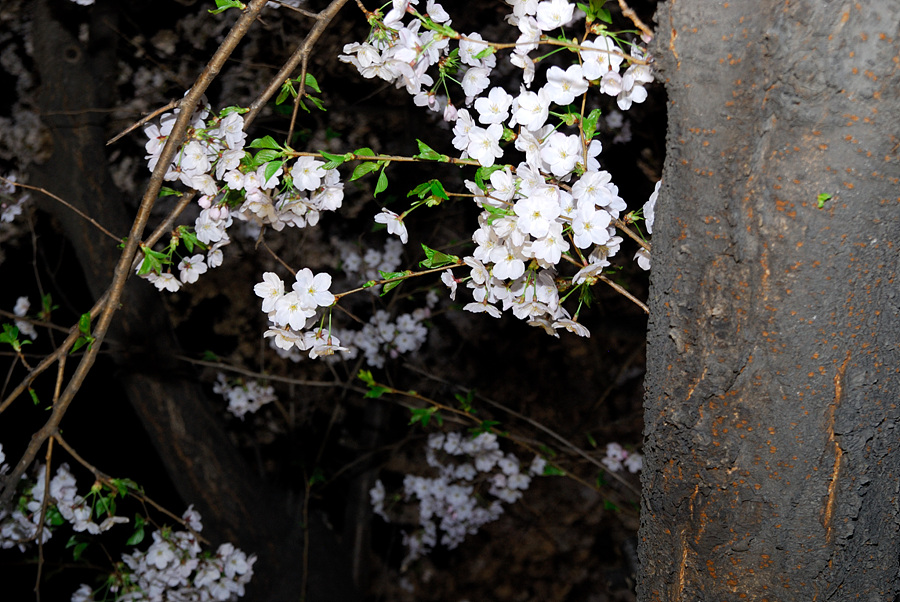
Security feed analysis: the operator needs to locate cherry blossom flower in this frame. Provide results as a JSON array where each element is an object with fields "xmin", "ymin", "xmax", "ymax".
[
  {"xmin": 535, "ymin": 0, "xmax": 574, "ymax": 31},
  {"xmin": 474, "ymin": 86, "xmax": 513, "ymax": 124},
  {"xmin": 540, "ymin": 131, "xmax": 581, "ymax": 177},
  {"xmin": 254, "ymin": 272, "xmax": 285, "ymax": 313},
  {"xmin": 510, "ymin": 86, "xmax": 550, "ymax": 131},
  {"xmin": 572, "ymin": 205, "xmax": 612, "ymax": 248},
  {"xmin": 274, "ymin": 291, "xmax": 315, "ymax": 329},
  {"xmin": 147, "ymin": 272, "xmax": 181, "ymax": 292},
  {"xmin": 177, "ymin": 254, "xmax": 208, "ymax": 284},
  {"xmin": 291, "ymin": 156, "xmax": 326, "ymax": 191},
  {"xmin": 635, "ymin": 247, "xmax": 651, "ymax": 271},
  {"xmin": 543, "ymin": 64, "xmax": 588, "ymax": 106},
  {"xmin": 466, "ymin": 123, "xmax": 505, "ymax": 166},
  {"xmin": 461, "ymin": 66, "xmax": 491, "ymax": 99},
  {"xmin": 514, "ymin": 188, "xmax": 560, "ymax": 238},
  {"xmin": 374, "ymin": 209, "xmax": 409, "ymax": 243},
  {"xmin": 292, "ymin": 268, "xmax": 335, "ymax": 309},
  {"xmin": 580, "ymin": 35, "xmax": 624, "ymax": 80},
  {"xmin": 644, "ymin": 180, "xmax": 661, "ymax": 234}
]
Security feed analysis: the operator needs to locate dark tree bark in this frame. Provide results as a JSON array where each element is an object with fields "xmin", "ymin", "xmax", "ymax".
[
  {"xmin": 25, "ymin": 1, "xmax": 358, "ymax": 600},
  {"xmin": 641, "ymin": 1, "xmax": 900, "ymax": 599}
]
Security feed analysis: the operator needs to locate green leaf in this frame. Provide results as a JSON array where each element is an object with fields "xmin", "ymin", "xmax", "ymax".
[
  {"xmin": 353, "ymin": 147, "xmax": 376, "ymax": 157},
  {"xmin": 309, "ymin": 467, "xmax": 326, "ymax": 486},
  {"xmin": 408, "ymin": 182, "xmax": 431, "ymax": 198},
  {"xmin": 583, "ymin": 108, "xmax": 602, "ymax": 139},
  {"xmin": 414, "ymin": 140, "xmax": 448, "ymax": 162},
  {"xmin": 320, "ymin": 151, "xmax": 348, "ymax": 170},
  {"xmin": 419, "ymin": 17, "xmax": 458, "ymax": 38},
  {"xmin": 28, "ymin": 388, "xmax": 39, "ymax": 405},
  {"xmin": 275, "ymin": 84, "xmax": 293, "ymax": 106},
  {"xmin": 468, "ymin": 420, "xmax": 500, "ymax": 435},
  {"xmin": 378, "ymin": 270, "xmax": 409, "ymax": 295},
  {"xmin": 46, "ymin": 506, "xmax": 65, "ymax": 526},
  {"xmin": 264, "ymin": 160, "xmax": 285, "ymax": 183},
  {"xmin": 382, "ymin": 280, "xmax": 403, "ymax": 295},
  {"xmin": 71, "ymin": 335, "xmax": 94, "ymax": 354},
  {"xmin": 586, "ymin": 432, "xmax": 597, "ymax": 448},
  {"xmin": 77, "ymin": 313, "xmax": 91, "ymax": 336},
  {"xmin": 374, "ymin": 165, "xmax": 389, "ymax": 197},
  {"xmin": 817, "ymin": 192, "xmax": 833, "ymax": 208},
  {"xmin": 473, "ymin": 46, "xmax": 495, "ymax": 60},
  {"xmin": 454, "ymin": 390, "xmax": 475, "ymax": 413},
  {"xmin": 543, "ymin": 464, "xmax": 566, "ymax": 476},
  {"xmin": 474, "ymin": 165, "xmax": 504, "ymax": 191},
  {"xmin": 358, "ymin": 370, "xmax": 376, "ymax": 386},
  {"xmin": 428, "ymin": 180, "xmax": 449, "ymax": 201},
  {"xmin": 306, "ymin": 95, "xmax": 327, "ymax": 112},
  {"xmin": 255, "ymin": 149, "xmax": 283, "ymax": 164},
  {"xmin": 110, "ymin": 478, "xmax": 133, "ymax": 498},
  {"xmin": 409, "ymin": 407, "xmax": 440, "ymax": 428},
  {"xmin": 365, "ymin": 386, "xmax": 389, "ymax": 399},
  {"xmin": 248, "ymin": 135, "xmax": 283, "ymax": 150},
  {"xmin": 597, "ymin": 7, "xmax": 612, "ymax": 23},
  {"xmin": 0, "ymin": 323, "xmax": 20, "ymax": 346},
  {"xmin": 179, "ymin": 227, "xmax": 206, "ymax": 254},
  {"xmin": 350, "ymin": 161, "xmax": 381, "ymax": 181},
  {"xmin": 481, "ymin": 204, "xmax": 513, "ymax": 225},
  {"xmin": 127, "ymin": 515, "xmax": 146, "ymax": 546},
  {"xmin": 419, "ymin": 244, "xmax": 460, "ymax": 269},
  {"xmin": 218, "ymin": 105, "xmax": 248, "ymax": 117},
  {"xmin": 66, "ymin": 536, "xmax": 90, "ymax": 561},
  {"xmin": 208, "ymin": 0, "xmax": 245, "ymax": 14},
  {"xmin": 304, "ymin": 73, "xmax": 322, "ymax": 94},
  {"xmin": 157, "ymin": 186, "xmax": 182, "ymax": 198}
]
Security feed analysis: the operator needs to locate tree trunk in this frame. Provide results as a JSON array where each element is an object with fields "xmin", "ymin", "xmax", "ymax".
[{"xmin": 640, "ymin": 1, "xmax": 900, "ymax": 599}]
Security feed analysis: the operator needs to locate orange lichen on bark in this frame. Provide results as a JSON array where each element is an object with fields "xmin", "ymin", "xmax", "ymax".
[{"xmin": 823, "ymin": 352, "xmax": 852, "ymax": 539}]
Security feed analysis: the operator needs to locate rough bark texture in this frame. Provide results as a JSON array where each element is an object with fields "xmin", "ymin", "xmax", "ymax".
[
  {"xmin": 640, "ymin": 1, "xmax": 900, "ymax": 599},
  {"xmin": 26, "ymin": 2, "xmax": 358, "ymax": 599}
]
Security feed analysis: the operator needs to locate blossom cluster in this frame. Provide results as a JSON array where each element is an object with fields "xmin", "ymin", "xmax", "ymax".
[
  {"xmin": 141, "ymin": 102, "xmax": 347, "ymax": 293},
  {"xmin": 335, "ymin": 0, "xmax": 656, "ymax": 339},
  {"xmin": 0, "ymin": 443, "xmax": 255, "ymax": 600},
  {"xmin": 253, "ymin": 268, "xmax": 345, "ymax": 358},
  {"xmin": 0, "ymin": 453, "xmax": 127, "ymax": 553},
  {"xmin": 0, "ymin": 172, "xmax": 29, "ymax": 224},
  {"xmin": 12, "ymin": 295, "xmax": 37, "ymax": 340},
  {"xmin": 370, "ymin": 431, "xmax": 545, "ymax": 569},
  {"xmin": 601, "ymin": 442, "xmax": 643, "ymax": 474},
  {"xmin": 213, "ymin": 372, "xmax": 278, "ymax": 419},
  {"xmin": 338, "ymin": 237, "xmax": 405, "ymax": 290},
  {"xmin": 72, "ymin": 506, "xmax": 255, "ymax": 602},
  {"xmin": 332, "ymin": 307, "xmax": 431, "ymax": 368}
]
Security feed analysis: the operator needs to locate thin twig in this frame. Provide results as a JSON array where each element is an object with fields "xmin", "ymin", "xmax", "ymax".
[
  {"xmin": 53, "ymin": 433, "xmax": 210, "ymax": 545},
  {"xmin": 245, "ymin": 0, "xmax": 352, "ymax": 130},
  {"xmin": 0, "ymin": 0, "xmax": 272, "ymax": 510},
  {"xmin": 0, "ymin": 309, "xmax": 74, "ymax": 334},
  {"xmin": 106, "ymin": 99, "xmax": 179, "ymax": 147},
  {"xmin": 0, "ymin": 176, "xmax": 121, "ymax": 242},
  {"xmin": 34, "ymin": 436, "xmax": 54, "ymax": 601},
  {"xmin": 0, "ymin": 292, "xmax": 108, "ymax": 416},
  {"xmin": 614, "ymin": 217, "xmax": 651, "ymax": 252},
  {"xmin": 403, "ymin": 364, "xmax": 642, "ymax": 497},
  {"xmin": 600, "ymin": 275, "xmax": 649, "ymax": 314},
  {"xmin": 173, "ymin": 354, "xmax": 341, "ymax": 388},
  {"xmin": 615, "ymin": 0, "xmax": 654, "ymax": 40}
]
